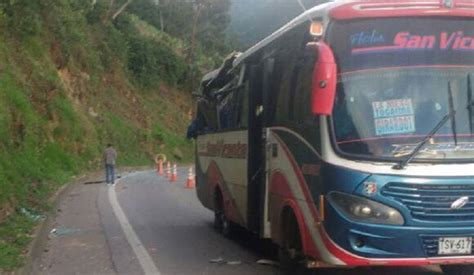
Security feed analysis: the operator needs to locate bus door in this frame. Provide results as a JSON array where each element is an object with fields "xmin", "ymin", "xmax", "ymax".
[
  {"xmin": 262, "ymin": 57, "xmax": 276, "ymax": 239},
  {"xmin": 247, "ymin": 63, "xmax": 266, "ymax": 235},
  {"xmin": 247, "ymin": 57, "xmax": 275, "ymax": 238}
]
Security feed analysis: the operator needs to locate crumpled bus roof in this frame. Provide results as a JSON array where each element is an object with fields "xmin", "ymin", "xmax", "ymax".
[{"xmin": 200, "ymin": 52, "xmax": 241, "ymax": 97}]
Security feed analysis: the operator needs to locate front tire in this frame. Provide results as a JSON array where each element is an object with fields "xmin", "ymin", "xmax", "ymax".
[
  {"xmin": 279, "ymin": 209, "xmax": 305, "ymax": 274},
  {"xmin": 441, "ymin": 264, "xmax": 474, "ymax": 275}
]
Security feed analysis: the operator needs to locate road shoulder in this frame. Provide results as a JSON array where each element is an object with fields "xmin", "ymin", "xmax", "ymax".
[{"xmin": 29, "ymin": 174, "xmax": 116, "ymax": 274}]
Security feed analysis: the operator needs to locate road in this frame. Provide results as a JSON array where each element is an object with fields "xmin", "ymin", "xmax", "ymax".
[{"xmin": 32, "ymin": 168, "xmax": 443, "ymax": 275}]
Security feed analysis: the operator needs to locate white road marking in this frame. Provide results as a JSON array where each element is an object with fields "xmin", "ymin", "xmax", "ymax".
[{"xmin": 108, "ymin": 177, "xmax": 161, "ymax": 275}]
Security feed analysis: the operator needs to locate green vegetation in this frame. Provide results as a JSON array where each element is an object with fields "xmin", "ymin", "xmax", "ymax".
[
  {"xmin": 0, "ymin": 213, "xmax": 35, "ymax": 270},
  {"xmin": 0, "ymin": 0, "xmax": 234, "ymax": 271}
]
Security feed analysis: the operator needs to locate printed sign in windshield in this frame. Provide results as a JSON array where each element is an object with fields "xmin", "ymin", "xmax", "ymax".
[
  {"xmin": 372, "ymin": 99, "xmax": 415, "ymax": 136},
  {"xmin": 372, "ymin": 99, "xmax": 414, "ymax": 119},
  {"xmin": 329, "ymin": 18, "xmax": 474, "ymax": 73}
]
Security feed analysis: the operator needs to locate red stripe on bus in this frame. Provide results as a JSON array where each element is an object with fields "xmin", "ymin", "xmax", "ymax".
[
  {"xmin": 338, "ymin": 133, "xmax": 474, "ymax": 145},
  {"xmin": 352, "ymin": 45, "xmax": 402, "ymax": 53},
  {"xmin": 318, "ymin": 226, "xmax": 474, "ymax": 266},
  {"xmin": 339, "ymin": 65, "xmax": 474, "ymax": 76},
  {"xmin": 330, "ymin": 1, "xmax": 474, "ymax": 20},
  {"xmin": 270, "ymin": 171, "xmax": 320, "ymax": 259},
  {"xmin": 272, "ymin": 134, "xmax": 321, "ymax": 220}
]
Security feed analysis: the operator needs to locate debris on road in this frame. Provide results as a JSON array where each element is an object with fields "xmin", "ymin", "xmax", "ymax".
[
  {"xmin": 256, "ymin": 259, "xmax": 279, "ymax": 266},
  {"xmin": 210, "ymin": 258, "xmax": 242, "ymax": 265},
  {"xmin": 226, "ymin": 260, "xmax": 242, "ymax": 265},
  {"xmin": 49, "ymin": 226, "xmax": 81, "ymax": 238},
  {"xmin": 19, "ymin": 207, "xmax": 44, "ymax": 221},
  {"xmin": 83, "ymin": 181, "xmax": 104, "ymax": 185},
  {"xmin": 209, "ymin": 257, "xmax": 225, "ymax": 264}
]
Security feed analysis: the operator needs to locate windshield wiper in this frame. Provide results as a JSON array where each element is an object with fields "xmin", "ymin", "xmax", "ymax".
[
  {"xmin": 448, "ymin": 82, "xmax": 458, "ymax": 146},
  {"xmin": 393, "ymin": 81, "xmax": 456, "ymax": 170},
  {"xmin": 393, "ymin": 77, "xmax": 474, "ymax": 170},
  {"xmin": 468, "ymin": 74, "xmax": 473, "ymax": 135},
  {"xmin": 392, "ymin": 113, "xmax": 455, "ymax": 170}
]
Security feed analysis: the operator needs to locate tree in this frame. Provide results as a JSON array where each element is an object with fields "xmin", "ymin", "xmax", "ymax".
[
  {"xmin": 188, "ymin": 0, "xmax": 232, "ymax": 60},
  {"xmin": 112, "ymin": 0, "xmax": 134, "ymax": 20},
  {"xmin": 198, "ymin": 0, "xmax": 232, "ymax": 53},
  {"xmin": 129, "ymin": 0, "xmax": 194, "ymax": 39},
  {"xmin": 128, "ymin": 0, "xmax": 232, "ymax": 57},
  {"xmin": 106, "ymin": 0, "xmax": 134, "ymax": 21}
]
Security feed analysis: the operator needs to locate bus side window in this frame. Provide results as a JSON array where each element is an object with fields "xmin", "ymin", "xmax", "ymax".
[
  {"xmin": 293, "ymin": 47, "xmax": 318, "ymax": 124},
  {"xmin": 274, "ymin": 24, "xmax": 307, "ymax": 124},
  {"xmin": 274, "ymin": 44, "xmax": 301, "ymax": 124},
  {"xmin": 237, "ymin": 82, "xmax": 249, "ymax": 128},
  {"xmin": 273, "ymin": 52, "xmax": 291, "ymax": 125},
  {"xmin": 262, "ymin": 57, "xmax": 275, "ymax": 126},
  {"xmin": 217, "ymin": 92, "xmax": 233, "ymax": 129},
  {"xmin": 216, "ymin": 77, "xmax": 240, "ymax": 130},
  {"xmin": 291, "ymin": 31, "xmax": 322, "ymax": 151}
]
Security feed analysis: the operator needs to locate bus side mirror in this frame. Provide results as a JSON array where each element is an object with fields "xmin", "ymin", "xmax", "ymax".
[{"xmin": 309, "ymin": 42, "xmax": 337, "ymax": 116}]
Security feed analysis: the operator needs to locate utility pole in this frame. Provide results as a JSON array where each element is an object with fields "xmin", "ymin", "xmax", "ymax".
[
  {"xmin": 155, "ymin": 0, "xmax": 164, "ymax": 31},
  {"xmin": 188, "ymin": 0, "xmax": 204, "ymax": 92}
]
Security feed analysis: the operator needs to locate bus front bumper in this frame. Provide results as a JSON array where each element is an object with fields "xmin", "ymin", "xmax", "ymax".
[{"xmin": 320, "ymin": 205, "xmax": 474, "ymax": 266}]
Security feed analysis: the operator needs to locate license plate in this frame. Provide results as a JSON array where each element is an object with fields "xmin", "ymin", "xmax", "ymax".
[{"xmin": 438, "ymin": 237, "xmax": 472, "ymax": 255}]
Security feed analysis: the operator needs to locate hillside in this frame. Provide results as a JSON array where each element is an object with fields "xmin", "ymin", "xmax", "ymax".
[{"xmin": 0, "ymin": 0, "xmax": 231, "ymax": 270}]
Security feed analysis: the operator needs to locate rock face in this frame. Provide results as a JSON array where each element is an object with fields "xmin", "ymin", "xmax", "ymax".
[{"xmin": 173, "ymin": 147, "xmax": 184, "ymax": 160}]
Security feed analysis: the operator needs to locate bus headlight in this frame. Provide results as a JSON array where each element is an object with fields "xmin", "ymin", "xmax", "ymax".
[{"xmin": 328, "ymin": 192, "xmax": 404, "ymax": 226}]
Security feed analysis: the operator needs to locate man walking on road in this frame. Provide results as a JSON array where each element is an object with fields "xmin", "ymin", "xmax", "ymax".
[{"xmin": 103, "ymin": 144, "xmax": 117, "ymax": 184}]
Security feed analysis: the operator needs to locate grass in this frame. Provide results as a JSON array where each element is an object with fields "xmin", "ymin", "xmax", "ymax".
[
  {"xmin": 102, "ymin": 111, "xmax": 150, "ymax": 165},
  {"xmin": 129, "ymin": 14, "xmax": 186, "ymax": 57},
  {"xmin": 0, "ymin": 212, "xmax": 36, "ymax": 271}
]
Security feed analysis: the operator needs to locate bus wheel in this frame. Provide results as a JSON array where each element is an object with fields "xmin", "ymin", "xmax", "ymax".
[
  {"xmin": 221, "ymin": 212, "xmax": 235, "ymax": 238},
  {"xmin": 214, "ymin": 210, "xmax": 224, "ymax": 233},
  {"xmin": 279, "ymin": 209, "xmax": 305, "ymax": 273},
  {"xmin": 213, "ymin": 189, "xmax": 224, "ymax": 233},
  {"xmin": 213, "ymin": 188, "xmax": 235, "ymax": 238},
  {"xmin": 214, "ymin": 211, "xmax": 235, "ymax": 238},
  {"xmin": 214, "ymin": 210, "xmax": 236, "ymax": 238},
  {"xmin": 440, "ymin": 264, "xmax": 474, "ymax": 275}
]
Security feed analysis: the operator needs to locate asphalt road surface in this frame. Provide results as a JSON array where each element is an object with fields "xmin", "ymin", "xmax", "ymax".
[{"xmin": 33, "ymin": 168, "xmax": 444, "ymax": 275}]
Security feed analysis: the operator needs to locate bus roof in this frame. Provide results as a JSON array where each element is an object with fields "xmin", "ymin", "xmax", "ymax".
[
  {"xmin": 330, "ymin": 0, "xmax": 474, "ymax": 20},
  {"xmin": 233, "ymin": 0, "xmax": 474, "ymax": 66}
]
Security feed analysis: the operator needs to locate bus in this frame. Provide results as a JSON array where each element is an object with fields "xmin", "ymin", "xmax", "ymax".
[{"xmin": 192, "ymin": 0, "xmax": 474, "ymax": 273}]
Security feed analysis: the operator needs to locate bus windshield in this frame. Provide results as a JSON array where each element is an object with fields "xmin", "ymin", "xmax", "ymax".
[{"xmin": 328, "ymin": 18, "xmax": 474, "ymax": 162}]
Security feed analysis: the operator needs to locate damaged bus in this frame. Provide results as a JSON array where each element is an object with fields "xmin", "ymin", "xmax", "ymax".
[{"xmin": 193, "ymin": 0, "xmax": 474, "ymax": 273}]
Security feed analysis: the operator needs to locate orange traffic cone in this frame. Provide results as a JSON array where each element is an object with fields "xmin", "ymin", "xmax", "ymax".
[
  {"xmin": 185, "ymin": 167, "xmax": 195, "ymax": 189},
  {"xmin": 166, "ymin": 161, "xmax": 171, "ymax": 179},
  {"xmin": 157, "ymin": 160, "xmax": 164, "ymax": 176},
  {"xmin": 171, "ymin": 163, "xmax": 178, "ymax": 182}
]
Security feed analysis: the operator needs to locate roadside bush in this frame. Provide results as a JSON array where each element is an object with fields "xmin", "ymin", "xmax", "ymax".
[
  {"xmin": 0, "ymin": 0, "xmax": 43, "ymax": 37},
  {"xmin": 127, "ymin": 35, "xmax": 188, "ymax": 88},
  {"xmin": 86, "ymin": 1, "xmax": 108, "ymax": 25},
  {"xmin": 97, "ymin": 24, "xmax": 129, "ymax": 69}
]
